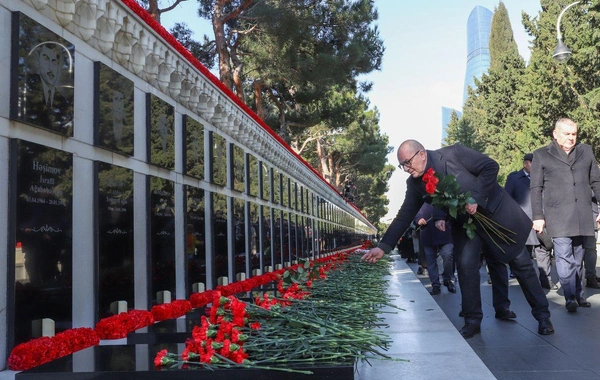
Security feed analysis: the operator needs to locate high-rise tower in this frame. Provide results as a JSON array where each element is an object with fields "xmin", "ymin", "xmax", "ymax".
[{"xmin": 463, "ymin": 5, "xmax": 493, "ymax": 104}]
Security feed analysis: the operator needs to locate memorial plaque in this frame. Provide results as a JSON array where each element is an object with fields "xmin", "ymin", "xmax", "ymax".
[
  {"xmin": 212, "ymin": 193, "xmax": 228, "ymax": 287},
  {"xmin": 233, "ymin": 198, "xmax": 246, "ymax": 276},
  {"xmin": 97, "ymin": 163, "xmax": 134, "ymax": 318},
  {"xmin": 249, "ymin": 202, "xmax": 260, "ymax": 272},
  {"xmin": 94, "ymin": 62, "xmax": 134, "ymax": 156},
  {"xmin": 290, "ymin": 181, "xmax": 297, "ymax": 210},
  {"xmin": 210, "ymin": 132, "xmax": 226, "ymax": 187},
  {"xmin": 183, "ymin": 115, "xmax": 204, "ymax": 180},
  {"xmin": 232, "ymin": 144, "xmax": 245, "ymax": 193},
  {"xmin": 11, "ymin": 13, "xmax": 75, "ymax": 136},
  {"xmin": 272, "ymin": 169, "xmax": 280, "ymax": 205},
  {"xmin": 185, "ymin": 186, "xmax": 205, "ymax": 296},
  {"xmin": 281, "ymin": 175, "xmax": 289, "ymax": 208},
  {"xmin": 290, "ymin": 214, "xmax": 297, "ymax": 261},
  {"xmin": 13, "ymin": 140, "xmax": 73, "ymax": 345},
  {"xmin": 272, "ymin": 209, "xmax": 282, "ymax": 266},
  {"xmin": 295, "ymin": 183, "xmax": 301, "ymax": 211},
  {"xmin": 247, "ymin": 154, "xmax": 258, "ymax": 197},
  {"xmin": 301, "ymin": 186, "xmax": 307, "ymax": 214},
  {"xmin": 150, "ymin": 177, "xmax": 175, "ymax": 301},
  {"xmin": 261, "ymin": 206, "xmax": 272, "ymax": 269},
  {"xmin": 261, "ymin": 163, "xmax": 270, "ymax": 201},
  {"xmin": 282, "ymin": 211, "xmax": 290, "ymax": 264},
  {"xmin": 147, "ymin": 94, "xmax": 175, "ymax": 170},
  {"xmin": 301, "ymin": 216, "xmax": 309, "ymax": 258}
]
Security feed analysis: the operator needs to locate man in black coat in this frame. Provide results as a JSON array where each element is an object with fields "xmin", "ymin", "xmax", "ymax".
[
  {"xmin": 362, "ymin": 140, "xmax": 553, "ymax": 338},
  {"xmin": 505, "ymin": 153, "xmax": 556, "ymax": 290},
  {"xmin": 531, "ymin": 117, "xmax": 600, "ymax": 312}
]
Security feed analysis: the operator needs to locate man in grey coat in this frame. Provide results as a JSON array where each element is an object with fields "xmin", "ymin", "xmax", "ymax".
[
  {"xmin": 531, "ymin": 117, "xmax": 600, "ymax": 312},
  {"xmin": 362, "ymin": 140, "xmax": 553, "ymax": 339},
  {"xmin": 505, "ymin": 153, "xmax": 556, "ymax": 290}
]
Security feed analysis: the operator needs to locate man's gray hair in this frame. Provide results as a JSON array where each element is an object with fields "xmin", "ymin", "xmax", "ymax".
[{"xmin": 554, "ymin": 117, "xmax": 577, "ymax": 131}]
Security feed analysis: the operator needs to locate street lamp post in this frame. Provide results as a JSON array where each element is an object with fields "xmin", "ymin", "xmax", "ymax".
[{"xmin": 553, "ymin": 1, "xmax": 582, "ymax": 63}]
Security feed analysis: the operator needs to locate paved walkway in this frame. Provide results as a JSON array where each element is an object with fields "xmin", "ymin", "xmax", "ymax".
[
  {"xmin": 355, "ymin": 253, "xmax": 494, "ymax": 380},
  {"xmin": 407, "ymin": 251, "xmax": 600, "ymax": 380}
]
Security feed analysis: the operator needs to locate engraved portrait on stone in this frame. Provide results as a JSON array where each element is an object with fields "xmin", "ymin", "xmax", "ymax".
[{"xmin": 11, "ymin": 13, "xmax": 75, "ymax": 136}]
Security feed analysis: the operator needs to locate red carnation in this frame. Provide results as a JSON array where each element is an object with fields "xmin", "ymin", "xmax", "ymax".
[{"xmin": 422, "ymin": 168, "xmax": 439, "ymax": 194}]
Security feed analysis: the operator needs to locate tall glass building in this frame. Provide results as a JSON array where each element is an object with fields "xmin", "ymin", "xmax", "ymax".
[
  {"xmin": 441, "ymin": 107, "xmax": 462, "ymax": 144},
  {"xmin": 463, "ymin": 5, "xmax": 493, "ymax": 104}
]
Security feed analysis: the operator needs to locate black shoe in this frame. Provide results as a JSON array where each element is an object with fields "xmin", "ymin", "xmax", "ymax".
[
  {"xmin": 538, "ymin": 318, "xmax": 554, "ymax": 335},
  {"xmin": 577, "ymin": 297, "xmax": 591, "ymax": 307},
  {"xmin": 586, "ymin": 276, "xmax": 600, "ymax": 289},
  {"xmin": 494, "ymin": 309, "xmax": 517, "ymax": 320},
  {"xmin": 444, "ymin": 280, "xmax": 456, "ymax": 293},
  {"xmin": 417, "ymin": 267, "xmax": 424, "ymax": 275},
  {"xmin": 566, "ymin": 299, "xmax": 578, "ymax": 312},
  {"xmin": 429, "ymin": 286, "xmax": 441, "ymax": 295},
  {"xmin": 459, "ymin": 323, "xmax": 481, "ymax": 339}
]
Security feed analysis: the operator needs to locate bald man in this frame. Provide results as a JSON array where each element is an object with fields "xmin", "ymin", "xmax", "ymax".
[{"xmin": 362, "ymin": 140, "xmax": 553, "ymax": 338}]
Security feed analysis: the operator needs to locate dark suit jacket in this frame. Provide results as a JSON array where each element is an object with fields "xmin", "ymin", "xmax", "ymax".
[
  {"xmin": 379, "ymin": 144, "xmax": 532, "ymax": 262},
  {"xmin": 505, "ymin": 169, "xmax": 538, "ymax": 245},
  {"xmin": 531, "ymin": 141, "xmax": 600, "ymax": 237},
  {"xmin": 414, "ymin": 203, "xmax": 452, "ymax": 246}
]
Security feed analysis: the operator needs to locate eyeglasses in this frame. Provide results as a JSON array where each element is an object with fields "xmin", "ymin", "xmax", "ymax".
[{"xmin": 398, "ymin": 150, "xmax": 422, "ymax": 170}]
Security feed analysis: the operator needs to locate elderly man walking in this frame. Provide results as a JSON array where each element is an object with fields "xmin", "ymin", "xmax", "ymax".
[{"xmin": 531, "ymin": 117, "xmax": 600, "ymax": 312}]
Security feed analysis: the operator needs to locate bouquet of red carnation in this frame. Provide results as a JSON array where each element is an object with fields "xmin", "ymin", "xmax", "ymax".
[{"xmin": 422, "ymin": 168, "xmax": 516, "ymax": 253}]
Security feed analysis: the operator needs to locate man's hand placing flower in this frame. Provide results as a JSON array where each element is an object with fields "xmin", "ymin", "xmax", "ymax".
[{"xmin": 361, "ymin": 247, "xmax": 385, "ymax": 263}]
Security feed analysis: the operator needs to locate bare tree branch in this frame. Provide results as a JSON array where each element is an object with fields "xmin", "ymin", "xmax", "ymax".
[{"xmin": 159, "ymin": 0, "xmax": 188, "ymax": 16}]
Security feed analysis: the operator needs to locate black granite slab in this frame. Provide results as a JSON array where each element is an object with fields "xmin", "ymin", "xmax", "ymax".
[{"xmin": 15, "ymin": 344, "xmax": 354, "ymax": 380}]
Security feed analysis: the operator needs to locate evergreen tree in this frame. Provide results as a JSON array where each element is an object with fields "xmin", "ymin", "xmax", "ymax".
[
  {"xmin": 489, "ymin": 2, "xmax": 520, "ymax": 71},
  {"xmin": 443, "ymin": 110, "xmax": 483, "ymax": 151},
  {"xmin": 460, "ymin": 2, "xmax": 527, "ymax": 182},
  {"xmin": 169, "ymin": 23, "xmax": 216, "ymax": 70},
  {"xmin": 520, "ymin": 0, "xmax": 600, "ymax": 157}
]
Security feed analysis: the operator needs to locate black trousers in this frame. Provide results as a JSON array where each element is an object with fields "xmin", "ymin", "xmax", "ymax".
[{"xmin": 454, "ymin": 231, "xmax": 551, "ymax": 325}]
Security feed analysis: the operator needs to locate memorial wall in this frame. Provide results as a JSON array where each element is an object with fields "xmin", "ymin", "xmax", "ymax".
[{"xmin": 0, "ymin": 0, "xmax": 377, "ymax": 369}]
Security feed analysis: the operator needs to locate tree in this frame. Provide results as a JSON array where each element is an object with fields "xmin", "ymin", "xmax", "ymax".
[
  {"xmin": 242, "ymin": 0, "xmax": 383, "ymax": 140},
  {"xmin": 443, "ymin": 110, "xmax": 482, "ymax": 150},
  {"xmin": 136, "ymin": 0, "xmax": 188, "ymax": 23},
  {"xmin": 459, "ymin": 2, "xmax": 527, "ymax": 182},
  {"xmin": 351, "ymin": 163, "xmax": 395, "ymax": 224},
  {"xmin": 520, "ymin": 0, "xmax": 600, "ymax": 158},
  {"xmin": 169, "ymin": 23, "xmax": 217, "ymax": 70},
  {"xmin": 295, "ymin": 90, "xmax": 391, "ymax": 188},
  {"xmin": 197, "ymin": 0, "xmax": 256, "ymax": 98},
  {"xmin": 488, "ymin": 2, "xmax": 519, "ymax": 71}
]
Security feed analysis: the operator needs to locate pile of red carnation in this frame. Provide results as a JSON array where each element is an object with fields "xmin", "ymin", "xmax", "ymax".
[
  {"xmin": 95, "ymin": 309, "xmax": 155, "ymax": 340},
  {"xmin": 8, "ymin": 328, "xmax": 99, "ymax": 371}
]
